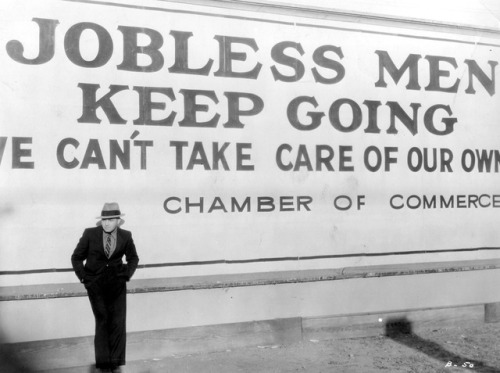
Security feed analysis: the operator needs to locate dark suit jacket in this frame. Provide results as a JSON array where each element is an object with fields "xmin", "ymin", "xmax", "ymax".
[{"xmin": 71, "ymin": 226, "xmax": 139, "ymax": 284}]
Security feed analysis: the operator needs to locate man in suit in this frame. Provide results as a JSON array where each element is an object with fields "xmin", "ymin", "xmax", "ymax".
[{"xmin": 71, "ymin": 203, "xmax": 139, "ymax": 373}]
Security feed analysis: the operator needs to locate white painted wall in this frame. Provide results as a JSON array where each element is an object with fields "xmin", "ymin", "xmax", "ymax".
[
  {"xmin": 0, "ymin": 0, "xmax": 499, "ymax": 345},
  {"xmin": 277, "ymin": 0, "xmax": 500, "ymax": 28}
]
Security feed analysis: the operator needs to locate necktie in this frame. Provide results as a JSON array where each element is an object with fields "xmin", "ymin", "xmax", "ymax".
[{"xmin": 105, "ymin": 234, "xmax": 112, "ymax": 258}]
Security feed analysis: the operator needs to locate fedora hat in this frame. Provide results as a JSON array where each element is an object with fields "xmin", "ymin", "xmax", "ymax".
[{"xmin": 96, "ymin": 202, "xmax": 125, "ymax": 226}]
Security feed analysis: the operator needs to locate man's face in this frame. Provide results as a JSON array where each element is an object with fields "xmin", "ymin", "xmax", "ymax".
[{"xmin": 101, "ymin": 218, "xmax": 119, "ymax": 233}]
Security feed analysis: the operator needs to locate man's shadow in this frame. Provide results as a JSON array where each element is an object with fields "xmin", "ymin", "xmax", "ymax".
[{"xmin": 385, "ymin": 317, "xmax": 498, "ymax": 373}]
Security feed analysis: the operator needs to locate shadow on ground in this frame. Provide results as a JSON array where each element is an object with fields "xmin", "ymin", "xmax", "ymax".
[
  {"xmin": 0, "ymin": 340, "xmax": 35, "ymax": 372},
  {"xmin": 385, "ymin": 317, "xmax": 498, "ymax": 373}
]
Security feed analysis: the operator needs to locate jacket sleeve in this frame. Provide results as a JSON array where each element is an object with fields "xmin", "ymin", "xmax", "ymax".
[
  {"xmin": 71, "ymin": 229, "xmax": 90, "ymax": 283},
  {"xmin": 124, "ymin": 232, "xmax": 139, "ymax": 280}
]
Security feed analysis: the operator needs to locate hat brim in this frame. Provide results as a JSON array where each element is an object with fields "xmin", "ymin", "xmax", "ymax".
[
  {"xmin": 96, "ymin": 218, "xmax": 125, "ymax": 226},
  {"xmin": 95, "ymin": 213, "xmax": 125, "ymax": 219}
]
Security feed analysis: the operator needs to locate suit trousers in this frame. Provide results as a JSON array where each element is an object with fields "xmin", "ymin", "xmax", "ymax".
[{"xmin": 86, "ymin": 267, "xmax": 127, "ymax": 369}]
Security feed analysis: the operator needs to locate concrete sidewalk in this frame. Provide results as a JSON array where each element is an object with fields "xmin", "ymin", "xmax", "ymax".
[{"xmin": 30, "ymin": 319, "xmax": 500, "ymax": 373}]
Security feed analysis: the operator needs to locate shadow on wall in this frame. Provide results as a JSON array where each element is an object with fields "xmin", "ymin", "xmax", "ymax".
[
  {"xmin": 385, "ymin": 317, "xmax": 498, "ymax": 373},
  {"xmin": 0, "ymin": 204, "xmax": 34, "ymax": 372}
]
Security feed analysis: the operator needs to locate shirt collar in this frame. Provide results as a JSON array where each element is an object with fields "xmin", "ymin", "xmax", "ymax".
[{"xmin": 103, "ymin": 228, "xmax": 118, "ymax": 239}]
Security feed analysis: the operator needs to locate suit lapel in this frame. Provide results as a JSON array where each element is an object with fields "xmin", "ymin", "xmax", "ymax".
[
  {"xmin": 111, "ymin": 228, "xmax": 124, "ymax": 258},
  {"xmin": 97, "ymin": 228, "xmax": 105, "ymax": 254}
]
